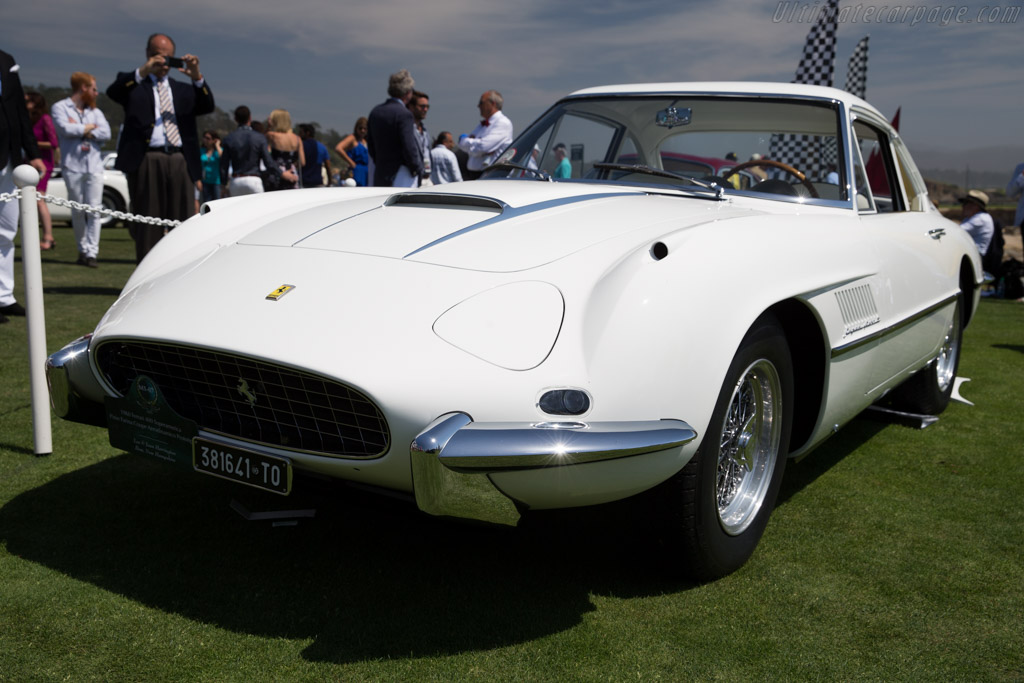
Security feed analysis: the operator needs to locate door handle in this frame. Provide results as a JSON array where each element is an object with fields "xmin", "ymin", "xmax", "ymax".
[{"xmin": 928, "ymin": 228, "xmax": 946, "ymax": 240}]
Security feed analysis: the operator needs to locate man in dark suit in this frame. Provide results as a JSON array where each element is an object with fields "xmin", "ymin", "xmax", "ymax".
[
  {"xmin": 220, "ymin": 106, "xmax": 280, "ymax": 196},
  {"xmin": 366, "ymin": 69, "xmax": 423, "ymax": 187},
  {"xmin": 106, "ymin": 33, "xmax": 214, "ymax": 263},
  {"xmin": 0, "ymin": 48, "xmax": 46, "ymax": 323}
]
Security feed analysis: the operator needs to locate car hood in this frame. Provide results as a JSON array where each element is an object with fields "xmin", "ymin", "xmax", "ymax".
[{"xmin": 233, "ymin": 181, "xmax": 754, "ymax": 272}]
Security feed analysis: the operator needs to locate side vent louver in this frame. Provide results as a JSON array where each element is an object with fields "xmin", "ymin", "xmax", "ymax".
[{"xmin": 835, "ymin": 284, "xmax": 880, "ymax": 336}]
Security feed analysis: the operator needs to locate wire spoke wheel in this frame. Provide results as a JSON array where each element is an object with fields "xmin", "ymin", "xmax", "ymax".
[
  {"xmin": 653, "ymin": 312, "xmax": 792, "ymax": 580},
  {"xmin": 887, "ymin": 294, "xmax": 962, "ymax": 415},
  {"xmin": 933, "ymin": 305, "xmax": 961, "ymax": 394},
  {"xmin": 716, "ymin": 359, "xmax": 782, "ymax": 536}
]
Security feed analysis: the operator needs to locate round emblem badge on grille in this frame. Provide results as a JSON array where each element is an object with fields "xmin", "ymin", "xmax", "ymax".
[{"xmin": 136, "ymin": 376, "xmax": 159, "ymax": 406}]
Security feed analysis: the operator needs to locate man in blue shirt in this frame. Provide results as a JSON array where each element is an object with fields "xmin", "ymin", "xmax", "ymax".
[{"xmin": 298, "ymin": 124, "xmax": 330, "ymax": 187}]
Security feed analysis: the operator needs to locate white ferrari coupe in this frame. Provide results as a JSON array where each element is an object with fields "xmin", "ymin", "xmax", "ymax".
[{"xmin": 47, "ymin": 83, "xmax": 982, "ymax": 579}]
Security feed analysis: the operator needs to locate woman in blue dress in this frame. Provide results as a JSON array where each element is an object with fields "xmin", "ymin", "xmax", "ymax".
[{"xmin": 335, "ymin": 117, "xmax": 370, "ymax": 186}]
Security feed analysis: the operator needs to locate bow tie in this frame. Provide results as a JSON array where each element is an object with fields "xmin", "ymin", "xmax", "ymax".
[{"xmin": 480, "ymin": 119, "xmax": 490, "ymax": 127}]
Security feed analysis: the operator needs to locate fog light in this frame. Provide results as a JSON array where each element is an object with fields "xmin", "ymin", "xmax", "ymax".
[{"xmin": 538, "ymin": 389, "xmax": 591, "ymax": 416}]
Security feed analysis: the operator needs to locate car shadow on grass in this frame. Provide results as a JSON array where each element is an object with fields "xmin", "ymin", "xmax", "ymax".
[
  {"xmin": 0, "ymin": 453, "xmax": 692, "ymax": 663},
  {"xmin": 776, "ymin": 413, "xmax": 889, "ymax": 507},
  {"xmin": 992, "ymin": 343, "xmax": 1024, "ymax": 355}
]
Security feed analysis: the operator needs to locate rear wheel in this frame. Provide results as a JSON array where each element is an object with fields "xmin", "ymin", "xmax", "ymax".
[
  {"xmin": 655, "ymin": 312, "xmax": 793, "ymax": 580},
  {"xmin": 101, "ymin": 189, "xmax": 124, "ymax": 227},
  {"xmin": 888, "ymin": 295, "xmax": 962, "ymax": 415}
]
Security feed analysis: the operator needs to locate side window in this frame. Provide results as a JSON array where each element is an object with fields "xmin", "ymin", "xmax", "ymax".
[
  {"xmin": 538, "ymin": 113, "xmax": 618, "ymax": 179},
  {"xmin": 892, "ymin": 136, "xmax": 929, "ymax": 211},
  {"xmin": 850, "ymin": 141, "xmax": 874, "ymax": 212},
  {"xmin": 853, "ymin": 120, "xmax": 904, "ymax": 213}
]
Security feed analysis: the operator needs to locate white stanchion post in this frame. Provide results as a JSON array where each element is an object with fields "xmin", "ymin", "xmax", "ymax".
[{"xmin": 13, "ymin": 164, "xmax": 52, "ymax": 456}]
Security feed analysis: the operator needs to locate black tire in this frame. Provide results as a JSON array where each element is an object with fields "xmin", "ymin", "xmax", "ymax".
[
  {"xmin": 655, "ymin": 312, "xmax": 794, "ymax": 581},
  {"xmin": 887, "ymin": 295, "xmax": 962, "ymax": 415},
  {"xmin": 101, "ymin": 189, "xmax": 124, "ymax": 228}
]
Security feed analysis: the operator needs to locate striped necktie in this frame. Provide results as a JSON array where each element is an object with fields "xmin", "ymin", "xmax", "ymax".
[{"xmin": 158, "ymin": 79, "xmax": 182, "ymax": 147}]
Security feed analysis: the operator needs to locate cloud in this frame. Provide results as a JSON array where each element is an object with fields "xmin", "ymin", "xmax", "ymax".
[{"xmin": 4, "ymin": 0, "xmax": 1021, "ymax": 156}]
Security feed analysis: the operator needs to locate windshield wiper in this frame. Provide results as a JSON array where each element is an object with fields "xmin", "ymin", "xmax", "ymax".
[
  {"xmin": 482, "ymin": 162, "xmax": 552, "ymax": 181},
  {"xmin": 592, "ymin": 162, "xmax": 725, "ymax": 198}
]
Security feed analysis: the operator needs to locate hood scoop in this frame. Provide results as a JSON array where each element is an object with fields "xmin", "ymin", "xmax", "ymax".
[
  {"xmin": 384, "ymin": 192, "xmax": 507, "ymax": 212},
  {"xmin": 236, "ymin": 185, "xmax": 732, "ymax": 272},
  {"xmin": 239, "ymin": 192, "xmax": 505, "ymax": 259}
]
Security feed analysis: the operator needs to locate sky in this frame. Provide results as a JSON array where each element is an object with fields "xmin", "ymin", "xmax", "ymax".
[{"xmin": 4, "ymin": 0, "xmax": 1021, "ymax": 171}]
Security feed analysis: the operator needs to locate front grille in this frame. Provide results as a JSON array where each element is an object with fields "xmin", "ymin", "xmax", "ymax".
[{"xmin": 96, "ymin": 341, "xmax": 390, "ymax": 458}]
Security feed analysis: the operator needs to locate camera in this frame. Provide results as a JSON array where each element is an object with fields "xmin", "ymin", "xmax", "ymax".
[{"xmin": 164, "ymin": 56, "xmax": 185, "ymax": 68}]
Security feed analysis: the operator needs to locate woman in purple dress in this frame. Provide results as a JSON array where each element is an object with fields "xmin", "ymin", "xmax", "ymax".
[{"xmin": 25, "ymin": 91, "xmax": 58, "ymax": 250}]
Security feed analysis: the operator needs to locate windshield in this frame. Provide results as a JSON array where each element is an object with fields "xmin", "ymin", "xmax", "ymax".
[{"xmin": 483, "ymin": 95, "xmax": 848, "ymax": 203}]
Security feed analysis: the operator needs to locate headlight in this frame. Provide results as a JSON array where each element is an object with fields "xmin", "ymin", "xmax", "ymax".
[{"xmin": 433, "ymin": 281, "xmax": 564, "ymax": 370}]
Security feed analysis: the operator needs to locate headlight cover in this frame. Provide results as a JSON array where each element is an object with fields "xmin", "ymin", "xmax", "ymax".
[{"xmin": 433, "ymin": 281, "xmax": 564, "ymax": 370}]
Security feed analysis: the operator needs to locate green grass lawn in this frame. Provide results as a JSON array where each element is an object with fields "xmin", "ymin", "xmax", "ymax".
[{"xmin": 2, "ymin": 223, "xmax": 1023, "ymax": 681}]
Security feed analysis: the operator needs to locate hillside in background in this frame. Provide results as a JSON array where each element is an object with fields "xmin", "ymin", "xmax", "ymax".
[
  {"xmin": 914, "ymin": 145, "xmax": 1023, "ymax": 190},
  {"xmin": 920, "ymin": 168, "xmax": 1010, "ymax": 189},
  {"xmin": 913, "ymin": 145, "xmax": 1024, "ymax": 173}
]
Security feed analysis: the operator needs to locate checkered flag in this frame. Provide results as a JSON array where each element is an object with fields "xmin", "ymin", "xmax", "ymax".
[
  {"xmin": 844, "ymin": 36, "xmax": 869, "ymax": 99},
  {"xmin": 792, "ymin": 0, "xmax": 839, "ymax": 87},
  {"xmin": 770, "ymin": 0, "xmax": 840, "ymax": 182}
]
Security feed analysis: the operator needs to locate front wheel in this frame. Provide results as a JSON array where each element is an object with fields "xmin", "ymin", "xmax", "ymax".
[{"xmin": 654, "ymin": 312, "xmax": 793, "ymax": 580}]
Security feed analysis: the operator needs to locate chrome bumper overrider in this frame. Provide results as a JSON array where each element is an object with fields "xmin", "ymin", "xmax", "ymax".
[
  {"xmin": 410, "ymin": 412, "xmax": 697, "ymax": 525},
  {"xmin": 45, "ymin": 335, "xmax": 108, "ymax": 427}
]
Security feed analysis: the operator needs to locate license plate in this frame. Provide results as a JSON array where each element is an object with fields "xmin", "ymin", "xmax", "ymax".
[{"xmin": 192, "ymin": 437, "xmax": 292, "ymax": 495}]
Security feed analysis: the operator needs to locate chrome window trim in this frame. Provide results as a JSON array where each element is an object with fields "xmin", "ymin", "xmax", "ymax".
[
  {"xmin": 524, "ymin": 92, "xmax": 857, "ymax": 211},
  {"xmin": 850, "ymin": 108, "xmax": 910, "ymax": 213}
]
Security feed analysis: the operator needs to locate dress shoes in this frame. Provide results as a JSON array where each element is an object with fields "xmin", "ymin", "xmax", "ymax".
[{"xmin": 0, "ymin": 302, "xmax": 26, "ymax": 316}]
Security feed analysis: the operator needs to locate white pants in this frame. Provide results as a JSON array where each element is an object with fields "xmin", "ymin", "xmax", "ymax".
[
  {"xmin": 228, "ymin": 176, "xmax": 263, "ymax": 196},
  {"xmin": 0, "ymin": 163, "xmax": 19, "ymax": 307},
  {"xmin": 392, "ymin": 165, "xmax": 419, "ymax": 188},
  {"xmin": 64, "ymin": 169, "xmax": 104, "ymax": 259}
]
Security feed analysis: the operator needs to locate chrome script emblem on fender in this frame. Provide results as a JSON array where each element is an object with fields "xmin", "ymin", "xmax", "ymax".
[
  {"xmin": 236, "ymin": 379, "xmax": 257, "ymax": 405},
  {"xmin": 266, "ymin": 284, "xmax": 295, "ymax": 301}
]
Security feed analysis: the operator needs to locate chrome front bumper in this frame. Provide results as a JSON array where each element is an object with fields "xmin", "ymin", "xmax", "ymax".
[
  {"xmin": 45, "ymin": 335, "xmax": 108, "ymax": 427},
  {"xmin": 410, "ymin": 412, "xmax": 697, "ymax": 525},
  {"xmin": 45, "ymin": 335, "xmax": 698, "ymax": 525}
]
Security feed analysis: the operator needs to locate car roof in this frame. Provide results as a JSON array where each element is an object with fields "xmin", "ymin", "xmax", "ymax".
[{"xmin": 565, "ymin": 82, "xmax": 882, "ymax": 118}]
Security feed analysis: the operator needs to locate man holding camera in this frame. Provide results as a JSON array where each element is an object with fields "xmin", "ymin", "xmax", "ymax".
[{"xmin": 107, "ymin": 33, "xmax": 214, "ymax": 263}]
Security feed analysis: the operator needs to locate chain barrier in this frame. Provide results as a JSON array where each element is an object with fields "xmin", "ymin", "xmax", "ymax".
[{"xmin": 0, "ymin": 188, "xmax": 181, "ymax": 228}]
